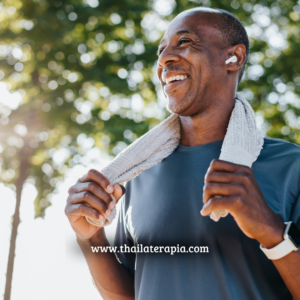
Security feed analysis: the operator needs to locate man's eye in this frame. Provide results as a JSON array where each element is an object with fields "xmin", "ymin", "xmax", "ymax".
[
  {"xmin": 157, "ymin": 48, "xmax": 165, "ymax": 56},
  {"xmin": 179, "ymin": 39, "xmax": 190, "ymax": 45}
]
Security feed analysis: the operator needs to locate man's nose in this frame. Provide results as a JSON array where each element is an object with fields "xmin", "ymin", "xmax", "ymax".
[{"xmin": 157, "ymin": 45, "xmax": 180, "ymax": 68}]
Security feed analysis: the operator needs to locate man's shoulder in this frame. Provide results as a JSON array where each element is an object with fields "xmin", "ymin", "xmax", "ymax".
[
  {"xmin": 260, "ymin": 137, "xmax": 300, "ymax": 162},
  {"xmin": 263, "ymin": 137, "xmax": 300, "ymax": 152}
]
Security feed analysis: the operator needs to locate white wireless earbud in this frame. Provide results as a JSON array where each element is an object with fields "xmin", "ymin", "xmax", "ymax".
[{"xmin": 225, "ymin": 56, "xmax": 237, "ymax": 64}]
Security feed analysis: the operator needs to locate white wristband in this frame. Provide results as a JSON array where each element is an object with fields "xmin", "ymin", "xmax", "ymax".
[
  {"xmin": 260, "ymin": 239, "xmax": 297, "ymax": 260},
  {"xmin": 260, "ymin": 222, "xmax": 299, "ymax": 260}
]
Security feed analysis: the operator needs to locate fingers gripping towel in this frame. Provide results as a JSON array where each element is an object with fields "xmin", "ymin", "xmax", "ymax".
[{"xmin": 86, "ymin": 92, "xmax": 264, "ymax": 227}]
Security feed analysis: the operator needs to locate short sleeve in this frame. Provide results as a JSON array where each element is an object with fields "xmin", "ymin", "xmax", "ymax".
[
  {"xmin": 289, "ymin": 147, "xmax": 300, "ymax": 229},
  {"xmin": 113, "ymin": 182, "xmax": 136, "ymax": 276},
  {"xmin": 291, "ymin": 190, "xmax": 300, "ymax": 228}
]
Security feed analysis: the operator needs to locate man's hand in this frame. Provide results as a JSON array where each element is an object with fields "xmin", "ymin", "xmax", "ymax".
[
  {"xmin": 65, "ymin": 170, "xmax": 134, "ymax": 299},
  {"xmin": 65, "ymin": 169, "xmax": 125, "ymax": 241},
  {"xmin": 200, "ymin": 159, "xmax": 285, "ymax": 248}
]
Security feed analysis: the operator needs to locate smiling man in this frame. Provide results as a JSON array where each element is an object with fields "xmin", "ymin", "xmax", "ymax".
[{"xmin": 65, "ymin": 7, "xmax": 300, "ymax": 300}]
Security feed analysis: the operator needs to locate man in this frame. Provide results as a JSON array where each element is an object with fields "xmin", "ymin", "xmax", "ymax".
[{"xmin": 65, "ymin": 7, "xmax": 300, "ymax": 300}]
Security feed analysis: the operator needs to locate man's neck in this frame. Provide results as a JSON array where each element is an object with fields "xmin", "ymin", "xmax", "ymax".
[{"xmin": 179, "ymin": 94, "xmax": 235, "ymax": 147}]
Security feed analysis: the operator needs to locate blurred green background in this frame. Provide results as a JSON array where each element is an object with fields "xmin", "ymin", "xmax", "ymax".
[{"xmin": 1, "ymin": 0, "xmax": 300, "ymax": 299}]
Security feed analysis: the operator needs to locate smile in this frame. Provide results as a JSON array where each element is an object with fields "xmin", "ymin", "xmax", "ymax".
[
  {"xmin": 163, "ymin": 74, "xmax": 188, "ymax": 94},
  {"xmin": 164, "ymin": 75, "xmax": 188, "ymax": 85}
]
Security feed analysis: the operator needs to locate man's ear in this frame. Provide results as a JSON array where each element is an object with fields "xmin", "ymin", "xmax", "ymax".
[{"xmin": 225, "ymin": 44, "xmax": 246, "ymax": 72}]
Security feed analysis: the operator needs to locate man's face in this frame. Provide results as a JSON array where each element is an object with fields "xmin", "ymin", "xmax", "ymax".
[{"xmin": 157, "ymin": 10, "xmax": 227, "ymax": 116}]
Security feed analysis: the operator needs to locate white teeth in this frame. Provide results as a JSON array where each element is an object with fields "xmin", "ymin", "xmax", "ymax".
[{"xmin": 165, "ymin": 75, "xmax": 187, "ymax": 85}]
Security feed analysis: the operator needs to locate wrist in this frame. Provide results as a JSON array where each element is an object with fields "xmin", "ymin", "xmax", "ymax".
[
  {"xmin": 258, "ymin": 221, "xmax": 285, "ymax": 249},
  {"xmin": 260, "ymin": 221, "xmax": 300, "ymax": 260},
  {"xmin": 76, "ymin": 228, "xmax": 106, "ymax": 247}
]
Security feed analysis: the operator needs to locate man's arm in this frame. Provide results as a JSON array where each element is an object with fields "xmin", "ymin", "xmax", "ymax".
[
  {"xmin": 77, "ymin": 230, "xmax": 134, "ymax": 300},
  {"xmin": 65, "ymin": 169, "xmax": 135, "ymax": 300},
  {"xmin": 201, "ymin": 159, "xmax": 300, "ymax": 300}
]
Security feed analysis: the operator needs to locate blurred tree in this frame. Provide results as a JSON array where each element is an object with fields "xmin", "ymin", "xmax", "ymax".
[
  {"xmin": 1, "ymin": 0, "xmax": 300, "ymax": 299},
  {"xmin": 0, "ymin": 0, "xmax": 163, "ymax": 298}
]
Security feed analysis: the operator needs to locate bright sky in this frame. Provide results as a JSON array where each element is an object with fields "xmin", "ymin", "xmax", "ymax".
[{"xmin": 0, "ymin": 160, "xmax": 119, "ymax": 300}]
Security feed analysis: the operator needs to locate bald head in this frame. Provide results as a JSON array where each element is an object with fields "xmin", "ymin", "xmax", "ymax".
[{"xmin": 173, "ymin": 8, "xmax": 249, "ymax": 82}]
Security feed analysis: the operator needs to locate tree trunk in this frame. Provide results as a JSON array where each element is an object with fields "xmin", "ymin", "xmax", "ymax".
[{"xmin": 4, "ymin": 141, "xmax": 30, "ymax": 300}]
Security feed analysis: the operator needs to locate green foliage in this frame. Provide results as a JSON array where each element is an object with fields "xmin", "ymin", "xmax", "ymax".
[{"xmin": 0, "ymin": 0, "xmax": 300, "ymax": 218}]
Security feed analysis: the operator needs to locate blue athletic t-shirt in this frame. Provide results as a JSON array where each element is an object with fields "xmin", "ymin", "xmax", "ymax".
[{"xmin": 114, "ymin": 137, "xmax": 300, "ymax": 300}]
